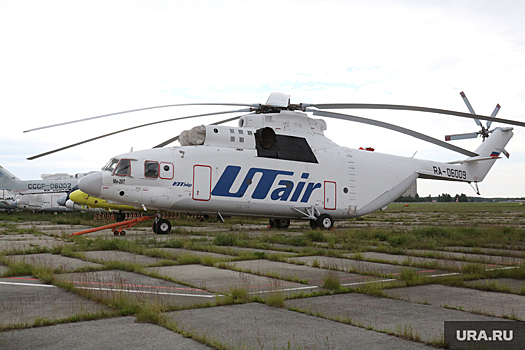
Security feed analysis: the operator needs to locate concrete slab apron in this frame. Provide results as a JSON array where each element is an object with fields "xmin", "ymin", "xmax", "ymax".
[
  {"xmin": 385, "ymin": 284, "xmax": 525, "ymax": 320},
  {"xmin": 148, "ymin": 247, "xmax": 234, "ymax": 260},
  {"xmin": 465, "ymin": 278, "xmax": 525, "ymax": 294},
  {"xmin": 80, "ymin": 250, "xmax": 164, "ymax": 266},
  {"xmin": 167, "ymin": 302, "xmax": 431, "ymax": 349},
  {"xmin": 286, "ymin": 293, "xmax": 506, "ymax": 343},
  {"xmin": 145, "ymin": 265, "xmax": 318, "ymax": 295},
  {"xmin": 0, "ymin": 317, "xmax": 212, "ymax": 350},
  {"xmin": 408, "ymin": 249, "xmax": 524, "ymax": 265},
  {"xmin": 232, "ymin": 259, "xmax": 379, "ymax": 287},
  {"xmin": 5, "ymin": 254, "xmax": 101, "ymax": 272},
  {"xmin": 0, "ymin": 234, "xmax": 70, "ymax": 251},
  {"xmin": 0, "ymin": 276, "xmax": 110, "ymax": 327},
  {"xmin": 55, "ymin": 270, "xmax": 216, "ymax": 307},
  {"xmin": 287, "ymin": 256, "xmax": 444, "ymax": 277},
  {"xmin": 346, "ymin": 252, "xmax": 487, "ymax": 270}
]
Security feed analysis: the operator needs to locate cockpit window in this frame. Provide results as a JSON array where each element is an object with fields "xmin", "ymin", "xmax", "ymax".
[
  {"xmin": 102, "ymin": 158, "xmax": 119, "ymax": 172},
  {"xmin": 114, "ymin": 159, "xmax": 131, "ymax": 176},
  {"xmin": 144, "ymin": 161, "xmax": 159, "ymax": 178}
]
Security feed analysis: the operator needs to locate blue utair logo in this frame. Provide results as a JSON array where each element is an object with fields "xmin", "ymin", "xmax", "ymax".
[{"xmin": 211, "ymin": 166, "xmax": 321, "ymax": 202}]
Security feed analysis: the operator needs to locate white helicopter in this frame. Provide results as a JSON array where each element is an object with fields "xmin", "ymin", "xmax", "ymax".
[{"xmin": 26, "ymin": 92, "xmax": 525, "ymax": 232}]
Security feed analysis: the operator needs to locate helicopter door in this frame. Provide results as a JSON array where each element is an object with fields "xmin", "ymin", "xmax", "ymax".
[
  {"xmin": 51, "ymin": 195, "xmax": 60, "ymax": 208},
  {"xmin": 324, "ymin": 181, "xmax": 336, "ymax": 210},
  {"xmin": 193, "ymin": 165, "xmax": 212, "ymax": 201}
]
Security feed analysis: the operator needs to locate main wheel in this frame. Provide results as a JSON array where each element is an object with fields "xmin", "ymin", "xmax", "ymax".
[
  {"xmin": 152, "ymin": 221, "xmax": 157, "ymax": 234},
  {"xmin": 156, "ymin": 219, "xmax": 171, "ymax": 234},
  {"xmin": 276, "ymin": 219, "xmax": 290, "ymax": 229},
  {"xmin": 269, "ymin": 218, "xmax": 290, "ymax": 229},
  {"xmin": 316, "ymin": 214, "xmax": 334, "ymax": 230},
  {"xmin": 309, "ymin": 219, "xmax": 317, "ymax": 230},
  {"xmin": 114, "ymin": 213, "xmax": 126, "ymax": 222}
]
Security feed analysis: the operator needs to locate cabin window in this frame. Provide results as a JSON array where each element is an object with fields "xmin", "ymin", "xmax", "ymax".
[
  {"xmin": 114, "ymin": 159, "xmax": 131, "ymax": 176},
  {"xmin": 144, "ymin": 161, "xmax": 159, "ymax": 178},
  {"xmin": 102, "ymin": 158, "xmax": 119, "ymax": 172}
]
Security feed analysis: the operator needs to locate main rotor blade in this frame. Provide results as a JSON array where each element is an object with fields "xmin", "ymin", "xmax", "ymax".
[
  {"xmin": 445, "ymin": 132, "xmax": 479, "ymax": 141},
  {"xmin": 306, "ymin": 103, "xmax": 525, "ymax": 128},
  {"xmin": 311, "ymin": 110, "xmax": 479, "ymax": 157},
  {"xmin": 152, "ymin": 115, "xmax": 245, "ymax": 148},
  {"xmin": 27, "ymin": 108, "xmax": 251, "ymax": 160},
  {"xmin": 23, "ymin": 103, "xmax": 259, "ymax": 133}
]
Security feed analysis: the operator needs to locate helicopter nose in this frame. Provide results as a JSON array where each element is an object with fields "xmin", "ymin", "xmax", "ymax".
[
  {"xmin": 79, "ymin": 172, "xmax": 102, "ymax": 197},
  {"xmin": 56, "ymin": 195, "xmax": 67, "ymax": 206}
]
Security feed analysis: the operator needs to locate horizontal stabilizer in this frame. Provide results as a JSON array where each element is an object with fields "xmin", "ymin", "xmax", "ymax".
[{"xmin": 447, "ymin": 156, "xmax": 501, "ymax": 164}]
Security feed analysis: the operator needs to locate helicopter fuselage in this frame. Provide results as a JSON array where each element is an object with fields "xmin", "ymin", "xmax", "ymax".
[{"xmin": 78, "ymin": 110, "xmax": 513, "ymax": 226}]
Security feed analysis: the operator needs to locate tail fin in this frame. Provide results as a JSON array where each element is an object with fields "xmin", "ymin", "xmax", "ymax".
[
  {"xmin": 0, "ymin": 166, "xmax": 21, "ymax": 190},
  {"xmin": 466, "ymin": 127, "xmax": 513, "ymax": 182}
]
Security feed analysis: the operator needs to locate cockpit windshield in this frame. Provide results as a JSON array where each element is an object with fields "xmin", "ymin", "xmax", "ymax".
[{"xmin": 102, "ymin": 158, "xmax": 119, "ymax": 172}]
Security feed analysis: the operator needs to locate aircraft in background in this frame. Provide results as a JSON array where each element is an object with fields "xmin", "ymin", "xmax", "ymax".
[{"xmin": 0, "ymin": 166, "xmax": 94, "ymax": 213}]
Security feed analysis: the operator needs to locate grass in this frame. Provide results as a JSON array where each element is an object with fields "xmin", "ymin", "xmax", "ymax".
[{"xmin": 1, "ymin": 203, "xmax": 525, "ymax": 340}]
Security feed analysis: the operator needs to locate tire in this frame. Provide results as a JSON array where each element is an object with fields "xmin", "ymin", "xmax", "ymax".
[
  {"xmin": 113, "ymin": 230, "xmax": 119, "ymax": 236},
  {"xmin": 114, "ymin": 213, "xmax": 126, "ymax": 222},
  {"xmin": 156, "ymin": 219, "xmax": 171, "ymax": 234},
  {"xmin": 152, "ymin": 222, "xmax": 157, "ymax": 234},
  {"xmin": 120, "ymin": 231, "xmax": 126, "ymax": 236},
  {"xmin": 269, "ymin": 218, "xmax": 290, "ymax": 229},
  {"xmin": 316, "ymin": 214, "xmax": 333, "ymax": 230},
  {"xmin": 276, "ymin": 219, "xmax": 290, "ymax": 229},
  {"xmin": 309, "ymin": 219, "xmax": 318, "ymax": 229}
]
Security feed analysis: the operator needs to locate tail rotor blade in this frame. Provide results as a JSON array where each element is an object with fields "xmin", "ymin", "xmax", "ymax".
[
  {"xmin": 460, "ymin": 91, "xmax": 482, "ymax": 127},
  {"xmin": 486, "ymin": 104, "xmax": 501, "ymax": 129},
  {"xmin": 444, "ymin": 132, "xmax": 479, "ymax": 141}
]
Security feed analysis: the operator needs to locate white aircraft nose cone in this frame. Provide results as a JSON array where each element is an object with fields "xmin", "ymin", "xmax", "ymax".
[
  {"xmin": 79, "ymin": 172, "xmax": 102, "ymax": 197},
  {"xmin": 56, "ymin": 195, "xmax": 67, "ymax": 206}
]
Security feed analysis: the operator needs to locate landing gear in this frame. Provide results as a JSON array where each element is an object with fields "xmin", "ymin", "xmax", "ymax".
[
  {"xmin": 155, "ymin": 218, "xmax": 171, "ymax": 234},
  {"xmin": 316, "ymin": 214, "xmax": 334, "ymax": 230},
  {"xmin": 309, "ymin": 214, "xmax": 334, "ymax": 230},
  {"xmin": 269, "ymin": 218, "xmax": 290, "ymax": 229},
  {"xmin": 114, "ymin": 212, "xmax": 126, "ymax": 222}
]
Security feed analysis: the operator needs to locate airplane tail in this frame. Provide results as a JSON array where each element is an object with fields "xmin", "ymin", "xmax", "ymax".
[
  {"xmin": 0, "ymin": 166, "xmax": 21, "ymax": 190},
  {"xmin": 465, "ymin": 127, "xmax": 514, "ymax": 182}
]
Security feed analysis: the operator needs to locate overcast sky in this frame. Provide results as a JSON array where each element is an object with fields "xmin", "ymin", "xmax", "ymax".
[{"xmin": 1, "ymin": 0, "xmax": 524, "ymax": 198}]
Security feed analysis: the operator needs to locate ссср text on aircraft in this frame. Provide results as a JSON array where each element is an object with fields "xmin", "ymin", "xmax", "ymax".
[{"xmin": 25, "ymin": 92, "xmax": 525, "ymax": 233}]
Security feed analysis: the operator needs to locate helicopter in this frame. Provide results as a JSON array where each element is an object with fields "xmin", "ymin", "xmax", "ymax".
[{"xmin": 25, "ymin": 92, "xmax": 525, "ymax": 233}]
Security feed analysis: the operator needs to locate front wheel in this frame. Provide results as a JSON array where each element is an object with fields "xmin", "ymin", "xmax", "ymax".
[
  {"xmin": 316, "ymin": 214, "xmax": 334, "ymax": 230},
  {"xmin": 156, "ymin": 219, "xmax": 172, "ymax": 234}
]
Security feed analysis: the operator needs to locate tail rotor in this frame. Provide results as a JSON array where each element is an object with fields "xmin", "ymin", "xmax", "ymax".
[{"xmin": 444, "ymin": 92, "xmax": 507, "ymax": 157}]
